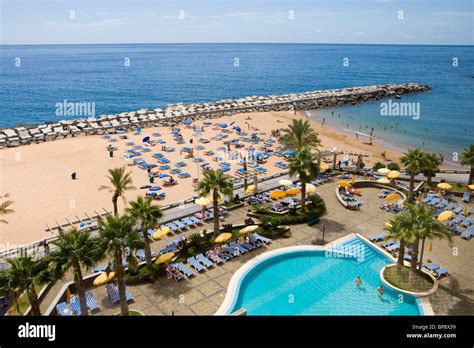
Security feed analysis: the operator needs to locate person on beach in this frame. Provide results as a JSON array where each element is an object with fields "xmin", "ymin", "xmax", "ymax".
[
  {"xmin": 355, "ymin": 133, "xmax": 359, "ymax": 140},
  {"xmin": 322, "ymin": 117, "xmax": 325, "ymax": 127},
  {"xmin": 355, "ymin": 276, "xmax": 362, "ymax": 287},
  {"xmin": 71, "ymin": 172, "xmax": 77, "ymax": 180},
  {"xmin": 149, "ymin": 175, "xmax": 154, "ymax": 184},
  {"xmin": 382, "ymin": 151, "xmax": 386, "ymax": 159},
  {"xmin": 43, "ymin": 240, "xmax": 50, "ymax": 254}
]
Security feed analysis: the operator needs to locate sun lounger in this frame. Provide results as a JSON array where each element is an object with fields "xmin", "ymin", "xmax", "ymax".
[
  {"xmin": 454, "ymin": 205, "xmax": 464, "ymax": 214},
  {"xmin": 461, "ymin": 218, "xmax": 472, "ymax": 227},
  {"xmin": 106, "ymin": 282, "xmax": 133, "ymax": 303},
  {"xmin": 381, "ymin": 240, "xmax": 396, "ymax": 248},
  {"xmin": 369, "ymin": 232, "xmax": 387, "ymax": 242},
  {"xmin": 422, "ymin": 262, "xmax": 440, "ymax": 271},
  {"xmin": 187, "ymin": 257, "xmax": 206, "ymax": 272},
  {"xmin": 69, "ymin": 296, "xmax": 81, "ymax": 315},
  {"xmin": 462, "ymin": 192, "xmax": 471, "ymax": 203},
  {"xmin": 239, "ymin": 241, "xmax": 256, "ymax": 251},
  {"xmin": 174, "ymin": 220, "xmax": 187, "ymax": 230},
  {"xmin": 223, "ymin": 245, "xmax": 240, "ymax": 257},
  {"xmin": 93, "ymin": 265, "xmax": 108, "ymax": 273},
  {"xmin": 230, "ymin": 241, "xmax": 249, "ymax": 254},
  {"xmin": 56, "ymin": 302, "xmax": 73, "ymax": 316},
  {"xmin": 85, "ymin": 290, "xmax": 100, "ymax": 311},
  {"xmin": 196, "ymin": 254, "xmax": 214, "ymax": 268},
  {"xmin": 178, "ymin": 172, "xmax": 191, "ymax": 178},
  {"xmin": 250, "ymin": 233, "xmax": 272, "ymax": 245},
  {"xmin": 433, "ymin": 267, "xmax": 449, "ymax": 278},
  {"xmin": 189, "ymin": 216, "xmax": 203, "ymax": 225},
  {"xmin": 461, "ymin": 226, "xmax": 474, "ymax": 240},
  {"xmin": 445, "ymin": 203, "xmax": 456, "ymax": 210},
  {"xmin": 176, "ymin": 262, "xmax": 194, "ymax": 277},
  {"xmin": 452, "ymin": 215, "xmax": 464, "ymax": 225},
  {"xmin": 205, "ymin": 251, "xmax": 226, "ymax": 264},
  {"xmin": 386, "ymin": 242, "xmax": 401, "ymax": 253}
]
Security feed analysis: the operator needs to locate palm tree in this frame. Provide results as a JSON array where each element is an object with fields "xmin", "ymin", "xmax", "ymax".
[
  {"xmin": 288, "ymin": 147, "xmax": 320, "ymax": 212},
  {"xmin": 48, "ymin": 228, "xmax": 102, "ymax": 316},
  {"xmin": 421, "ymin": 153, "xmax": 441, "ymax": 185},
  {"xmin": 384, "ymin": 218, "xmax": 414, "ymax": 268},
  {"xmin": 197, "ymin": 170, "xmax": 233, "ymax": 234},
  {"xmin": 401, "ymin": 148, "xmax": 428, "ymax": 203},
  {"xmin": 99, "ymin": 167, "xmax": 136, "ymax": 216},
  {"xmin": 0, "ymin": 197, "xmax": 14, "ymax": 224},
  {"xmin": 280, "ymin": 118, "xmax": 321, "ymax": 151},
  {"xmin": 0, "ymin": 253, "xmax": 51, "ymax": 315},
  {"xmin": 126, "ymin": 197, "xmax": 163, "ymax": 273},
  {"xmin": 460, "ymin": 144, "xmax": 474, "ymax": 185},
  {"xmin": 98, "ymin": 215, "xmax": 143, "ymax": 316},
  {"xmin": 414, "ymin": 206, "xmax": 451, "ymax": 271}
]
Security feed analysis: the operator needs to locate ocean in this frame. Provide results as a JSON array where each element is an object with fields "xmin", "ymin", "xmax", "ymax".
[{"xmin": 0, "ymin": 43, "xmax": 472, "ymax": 157}]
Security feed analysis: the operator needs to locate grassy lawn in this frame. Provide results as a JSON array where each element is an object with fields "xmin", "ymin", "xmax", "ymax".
[
  {"xmin": 7, "ymin": 283, "xmax": 44, "ymax": 316},
  {"xmin": 384, "ymin": 265, "xmax": 434, "ymax": 292}
]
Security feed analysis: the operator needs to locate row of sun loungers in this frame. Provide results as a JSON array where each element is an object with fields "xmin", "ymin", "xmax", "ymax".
[{"xmin": 167, "ymin": 233, "xmax": 272, "ymax": 281}]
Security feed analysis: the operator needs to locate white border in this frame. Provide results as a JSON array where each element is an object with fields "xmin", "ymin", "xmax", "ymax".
[{"xmin": 215, "ymin": 233, "xmax": 433, "ymax": 315}]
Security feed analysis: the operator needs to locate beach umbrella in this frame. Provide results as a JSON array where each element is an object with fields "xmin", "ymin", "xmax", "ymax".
[
  {"xmin": 437, "ymin": 183, "xmax": 452, "ymax": 190},
  {"xmin": 153, "ymin": 227, "xmax": 170, "ymax": 240},
  {"xmin": 282, "ymin": 150, "xmax": 297, "ymax": 157},
  {"xmin": 387, "ymin": 170, "xmax": 400, "ymax": 179},
  {"xmin": 139, "ymin": 185, "xmax": 152, "ymax": 189},
  {"xmin": 214, "ymin": 233, "xmax": 232, "ymax": 244},
  {"xmin": 239, "ymin": 225, "xmax": 259, "ymax": 235},
  {"xmin": 195, "ymin": 197, "xmax": 210, "ymax": 206},
  {"xmin": 437, "ymin": 210, "xmax": 453, "ymax": 222},
  {"xmin": 468, "ymin": 184, "xmax": 474, "ymax": 190},
  {"xmin": 428, "ymin": 241, "xmax": 433, "ymax": 252},
  {"xmin": 142, "ymin": 136, "xmax": 150, "ymax": 143},
  {"xmin": 220, "ymin": 123, "xmax": 228, "ymax": 128},
  {"xmin": 245, "ymin": 184, "xmax": 256, "ymax": 194},
  {"xmin": 337, "ymin": 181, "xmax": 352, "ymax": 188},
  {"xmin": 384, "ymin": 193, "xmax": 401, "ymax": 201},
  {"xmin": 183, "ymin": 119, "xmax": 193, "ymax": 126},
  {"xmin": 279, "ymin": 179, "xmax": 293, "ymax": 186},
  {"xmin": 377, "ymin": 168, "xmax": 390, "ymax": 175},
  {"xmin": 320, "ymin": 163, "xmax": 330, "ymax": 171},
  {"xmin": 234, "ymin": 126, "xmax": 241, "ymax": 132},
  {"xmin": 155, "ymin": 252, "xmax": 175, "ymax": 264},
  {"xmin": 149, "ymin": 186, "xmax": 162, "ymax": 191},
  {"xmin": 270, "ymin": 190, "xmax": 287, "ymax": 199},
  {"xmin": 158, "ymin": 174, "xmax": 170, "ymax": 179},
  {"xmin": 377, "ymin": 178, "xmax": 391, "ymax": 184},
  {"xmin": 384, "ymin": 222, "xmax": 393, "ymax": 228},
  {"xmin": 305, "ymin": 184, "xmax": 317, "ymax": 193},
  {"xmin": 93, "ymin": 272, "xmax": 115, "ymax": 286},
  {"xmin": 286, "ymin": 188, "xmax": 301, "ymax": 195}
]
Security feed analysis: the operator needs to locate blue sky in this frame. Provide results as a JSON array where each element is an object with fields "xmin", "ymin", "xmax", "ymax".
[{"xmin": 1, "ymin": 0, "xmax": 472, "ymax": 45}]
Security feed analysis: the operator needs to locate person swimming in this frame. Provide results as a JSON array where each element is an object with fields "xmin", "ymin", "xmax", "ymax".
[
  {"xmin": 355, "ymin": 276, "xmax": 362, "ymax": 287},
  {"xmin": 376, "ymin": 285, "xmax": 385, "ymax": 297}
]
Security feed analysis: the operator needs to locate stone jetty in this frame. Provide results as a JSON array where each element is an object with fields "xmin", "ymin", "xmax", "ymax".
[{"xmin": 0, "ymin": 82, "xmax": 430, "ymax": 148}]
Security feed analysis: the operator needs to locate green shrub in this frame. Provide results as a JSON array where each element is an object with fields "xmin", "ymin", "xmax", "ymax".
[
  {"xmin": 188, "ymin": 233, "xmax": 205, "ymax": 247},
  {"xmin": 281, "ymin": 230, "xmax": 292, "ymax": 238},
  {"xmin": 125, "ymin": 264, "xmax": 164, "ymax": 284},
  {"xmin": 373, "ymin": 162, "xmax": 386, "ymax": 170},
  {"xmin": 271, "ymin": 216, "xmax": 283, "ymax": 227},
  {"xmin": 387, "ymin": 163, "xmax": 400, "ymax": 171},
  {"xmin": 253, "ymin": 202, "xmax": 270, "ymax": 214}
]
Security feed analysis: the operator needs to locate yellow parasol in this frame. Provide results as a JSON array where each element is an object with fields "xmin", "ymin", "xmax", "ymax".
[
  {"xmin": 428, "ymin": 241, "xmax": 433, "ymax": 252},
  {"xmin": 437, "ymin": 183, "xmax": 452, "ymax": 190},
  {"xmin": 215, "ymin": 232, "xmax": 232, "ymax": 243},
  {"xmin": 286, "ymin": 188, "xmax": 301, "ymax": 195},
  {"xmin": 338, "ymin": 181, "xmax": 352, "ymax": 188},
  {"xmin": 384, "ymin": 222, "xmax": 393, "ymax": 228},
  {"xmin": 279, "ymin": 179, "xmax": 293, "ymax": 186},
  {"xmin": 239, "ymin": 225, "xmax": 259, "ymax": 235},
  {"xmin": 93, "ymin": 271, "xmax": 116, "ymax": 286},
  {"xmin": 245, "ymin": 184, "xmax": 256, "ymax": 194},
  {"xmin": 305, "ymin": 183, "xmax": 317, "ymax": 193},
  {"xmin": 387, "ymin": 170, "xmax": 400, "ymax": 179},
  {"xmin": 155, "ymin": 252, "xmax": 175, "ymax": 264},
  {"xmin": 377, "ymin": 178, "xmax": 391, "ymax": 184},
  {"xmin": 206, "ymin": 194, "xmax": 222, "ymax": 203},
  {"xmin": 384, "ymin": 193, "xmax": 401, "ymax": 201},
  {"xmin": 270, "ymin": 190, "xmax": 287, "ymax": 199},
  {"xmin": 195, "ymin": 197, "xmax": 210, "ymax": 206},
  {"xmin": 377, "ymin": 168, "xmax": 390, "ymax": 175},
  {"xmin": 437, "ymin": 210, "xmax": 453, "ymax": 222},
  {"xmin": 153, "ymin": 227, "xmax": 170, "ymax": 240},
  {"xmin": 66, "ymin": 288, "xmax": 72, "ymax": 303},
  {"xmin": 468, "ymin": 184, "xmax": 474, "ymax": 190},
  {"xmin": 320, "ymin": 163, "xmax": 329, "ymax": 171}
]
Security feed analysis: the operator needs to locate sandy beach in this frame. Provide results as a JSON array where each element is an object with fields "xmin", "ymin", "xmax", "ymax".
[{"xmin": 0, "ymin": 111, "xmax": 404, "ymax": 246}]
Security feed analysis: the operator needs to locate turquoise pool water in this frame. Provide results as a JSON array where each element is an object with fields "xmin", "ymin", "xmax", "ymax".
[{"xmin": 227, "ymin": 237, "xmax": 421, "ymax": 315}]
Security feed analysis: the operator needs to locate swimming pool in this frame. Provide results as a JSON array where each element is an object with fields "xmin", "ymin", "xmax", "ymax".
[{"xmin": 219, "ymin": 236, "xmax": 423, "ymax": 315}]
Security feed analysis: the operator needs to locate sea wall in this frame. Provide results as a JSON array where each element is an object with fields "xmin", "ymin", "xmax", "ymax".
[{"xmin": 0, "ymin": 82, "xmax": 430, "ymax": 148}]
